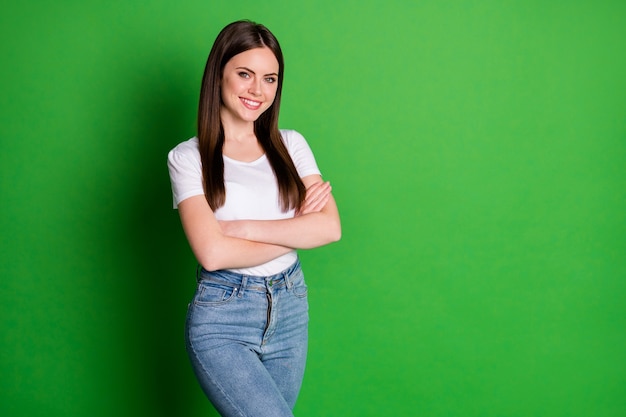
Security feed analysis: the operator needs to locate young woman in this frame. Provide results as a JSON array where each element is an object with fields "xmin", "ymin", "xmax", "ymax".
[{"xmin": 167, "ymin": 20, "xmax": 341, "ymax": 417}]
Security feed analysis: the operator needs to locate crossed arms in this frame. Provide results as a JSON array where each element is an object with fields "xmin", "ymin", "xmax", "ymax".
[{"xmin": 177, "ymin": 174, "xmax": 341, "ymax": 271}]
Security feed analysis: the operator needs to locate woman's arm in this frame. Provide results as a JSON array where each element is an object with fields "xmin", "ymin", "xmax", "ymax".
[
  {"xmin": 219, "ymin": 174, "xmax": 341, "ymax": 249},
  {"xmin": 178, "ymin": 195, "xmax": 293, "ymax": 271}
]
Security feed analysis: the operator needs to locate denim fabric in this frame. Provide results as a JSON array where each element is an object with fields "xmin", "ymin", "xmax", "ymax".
[{"xmin": 185, "ymin": 260, "xmax": 309, "ymax": 417}]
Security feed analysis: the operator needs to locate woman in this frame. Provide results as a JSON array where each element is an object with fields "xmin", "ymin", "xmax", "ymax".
[{"xmin": 167, "ymin": 20, "xmax": 341, "ymax": 417}]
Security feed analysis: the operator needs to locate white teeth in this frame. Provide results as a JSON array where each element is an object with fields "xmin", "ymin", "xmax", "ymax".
[{"xmin": 242, "ymin": 98, "xmax": 261, "ymax": 107}]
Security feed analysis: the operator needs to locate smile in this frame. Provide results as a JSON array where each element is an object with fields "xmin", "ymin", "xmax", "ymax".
[{"xmin": 240, "ymin": 97, "xmax": 262, "ymax": 110}]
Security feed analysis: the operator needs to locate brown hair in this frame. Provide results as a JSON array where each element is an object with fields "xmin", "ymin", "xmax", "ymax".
[{"xmin": 197, "ymin": 20, "xmax": 305, "ymax": 211}]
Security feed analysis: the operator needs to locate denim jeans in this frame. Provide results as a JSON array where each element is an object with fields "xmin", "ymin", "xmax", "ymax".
[{"xmin": 185, "ymin": 260, "xmax": 309, "ymax": 417}]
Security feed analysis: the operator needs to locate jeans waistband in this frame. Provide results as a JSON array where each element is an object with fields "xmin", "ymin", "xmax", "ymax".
[{"xmin": 196, "ymin": 259, "xmax": 301, "ymax": 293}]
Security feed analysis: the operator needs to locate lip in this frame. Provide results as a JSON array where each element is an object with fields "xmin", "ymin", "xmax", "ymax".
[{"xmin": 240, "ymin": 97, "xmax": 262, "ymax": 110}]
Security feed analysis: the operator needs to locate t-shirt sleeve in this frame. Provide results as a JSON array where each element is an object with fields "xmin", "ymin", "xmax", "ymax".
[
  {"xmin": 167, "ymin": 140, "xmax": 205, "ymax": 209},
  {"xmin": 282, "ymin": 129, "xmax": 321, "ymax": 179}
]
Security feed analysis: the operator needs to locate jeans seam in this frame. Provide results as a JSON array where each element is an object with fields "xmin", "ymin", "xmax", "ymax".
[{"xmin": 187, "ymin": 336, "xmax": 247, "ymax": 417}]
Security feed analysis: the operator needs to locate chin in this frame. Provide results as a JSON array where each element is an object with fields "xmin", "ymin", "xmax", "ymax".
[{"xmin": 243, "ymin": 110, "xmax": 268, "ymax": 122}]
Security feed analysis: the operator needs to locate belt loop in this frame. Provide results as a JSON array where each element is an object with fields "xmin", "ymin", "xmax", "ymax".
[
  {"xmin": 238, "ymin": 276, "xmax": 248, "ymax": 298},
  {"xmin": 285, "ymin": 271, "xmax": 293, "ymax": 290}
]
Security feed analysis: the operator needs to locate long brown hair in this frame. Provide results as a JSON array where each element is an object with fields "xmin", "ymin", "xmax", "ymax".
[{"xmin": 198, "ymin": 20, "xmax": 305, "ymax": 212}]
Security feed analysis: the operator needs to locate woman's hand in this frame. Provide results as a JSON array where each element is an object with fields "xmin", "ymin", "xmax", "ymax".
[
  {"xmin": 296, "ymin": 181, "xmax": 332, "ymax": 216},
  {"xmin": 217, "ymin": 175, "xmax": 340, "ymax": 250},
  {"xmin": 219, "ymin": 181, "xmax": 331, "ymax": 237}
]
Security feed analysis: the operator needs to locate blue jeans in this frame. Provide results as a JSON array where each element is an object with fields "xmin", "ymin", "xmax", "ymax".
[{"xmin": 185, "ymin": 260, "xmax": 309, "ymax": 417}]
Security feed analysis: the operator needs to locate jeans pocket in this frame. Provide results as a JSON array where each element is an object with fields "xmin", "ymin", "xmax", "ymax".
[
  {"xmin": 291, "ymin": 273, "xmax": 308, "ymax": 299},
  {"xmin": 194, "ymin": 280, "xmax": 238, "ymax": 306}
]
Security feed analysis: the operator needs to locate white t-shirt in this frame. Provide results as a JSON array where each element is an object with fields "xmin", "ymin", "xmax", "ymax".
[{"xmin": 167, "ymin": 129, "xmax": 321, "ymax": 275}]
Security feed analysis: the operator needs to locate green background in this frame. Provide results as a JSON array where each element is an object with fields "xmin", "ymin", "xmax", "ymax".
[{"xmin": 1, "ymin": 1, "xmax": 625, "ymax": 416}]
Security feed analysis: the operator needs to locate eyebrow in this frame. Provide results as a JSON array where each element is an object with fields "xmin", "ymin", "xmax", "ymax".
[{"xmin": 236, "ymin": 66, "xmax": 278, "ymax": 77}]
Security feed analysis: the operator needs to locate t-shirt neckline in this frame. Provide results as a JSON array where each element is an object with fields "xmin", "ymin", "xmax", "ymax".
[{"xmin": 222, "ymin": 153, "xmax": 268, "ymax": 165}]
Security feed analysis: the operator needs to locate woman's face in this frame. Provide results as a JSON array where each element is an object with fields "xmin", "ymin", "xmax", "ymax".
[{"xmin": 220, "ymin": 47, "xmax": 280, "ymax": 125}]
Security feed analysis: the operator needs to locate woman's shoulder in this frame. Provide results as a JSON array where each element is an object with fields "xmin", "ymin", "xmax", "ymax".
[
  {"xmin": 168, "ymin": 137, "xmax": 200, "ymax": 160},
  {"xmin": 279, "ymin": 129, "xmax": 308, "ymax": 148},
  {"xmin": 169, "ymin": 137, "xmax": 199, "ymax": 155},
  {"xmin": 167, "ymin": 137, "xmax": 201, "ymax": 171},
  {"xmin": 279, "ymin": 129, "xmax": 319, "ymax": 175}
]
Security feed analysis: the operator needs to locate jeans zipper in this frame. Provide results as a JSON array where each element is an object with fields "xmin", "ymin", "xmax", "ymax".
[{"xmin": 262, "ymin": 291, "xmax": 272, "ymax": 344}]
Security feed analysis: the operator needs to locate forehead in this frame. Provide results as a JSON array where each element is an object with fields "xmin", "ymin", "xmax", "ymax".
[{"xmin": 226, "ymin": 47, "xmax": 279, "ymax": 72}]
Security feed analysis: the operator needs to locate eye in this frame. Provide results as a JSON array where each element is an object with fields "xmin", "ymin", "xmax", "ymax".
[
  {"xmin": 265, "ymin": 77, "xmax": 277, "ymax": 84},
  {"xmin": 238, "ymin": 71, "xmax": 250, "ymax": 79}
]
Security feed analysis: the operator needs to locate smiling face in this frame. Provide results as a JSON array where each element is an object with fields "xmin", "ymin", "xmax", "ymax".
[{"xmin": 220, "ymin": 47, "xmax": 280, "ymax": 127}]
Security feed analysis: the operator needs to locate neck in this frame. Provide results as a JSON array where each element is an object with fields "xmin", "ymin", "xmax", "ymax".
[{"xmin": 220, "ymin": 109, "xmax": 256, "ymax": 143}]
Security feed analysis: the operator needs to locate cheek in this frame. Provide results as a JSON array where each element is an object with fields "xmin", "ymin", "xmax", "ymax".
[
  {"xmin": 264, "ymin": 85, "xmax": 278, "ymax": 101},
  {"xmin": 222, "ymin": 77, "xmax": 241, "ymax": 96}
]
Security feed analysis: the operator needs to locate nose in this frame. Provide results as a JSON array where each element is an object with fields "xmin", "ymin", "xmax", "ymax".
[{"xmin": 248, "ymin": 77, "xmax": 262, "ymax": 96}]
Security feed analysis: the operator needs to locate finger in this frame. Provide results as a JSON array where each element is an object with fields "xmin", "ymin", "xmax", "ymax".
[
  {"xmin": 301, "ymin": 188, "xmax": 331, "ymax": 214},
  {"xmin": 306, "ymin": 181, "xmax": 330, "ymax": 193},
  {"xmin": 297, "ymin": 182, "xmax": 332, "ymax": 216},
  {"xmin": 308, "ymin": 194, "xmax": 330, "ymax": 212},
  {"xmin": 304, "ymin": 181, "xmax": 326, "ymax": 199},
  {"xmin": 304, "ymin": 182, "xmax": 330, "ymax": 204}
]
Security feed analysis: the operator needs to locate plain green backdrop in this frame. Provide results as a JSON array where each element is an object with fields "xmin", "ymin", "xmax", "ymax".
[{"xmin": 1, "ymin": 1, "xmax": 625, "ymax": 416}]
